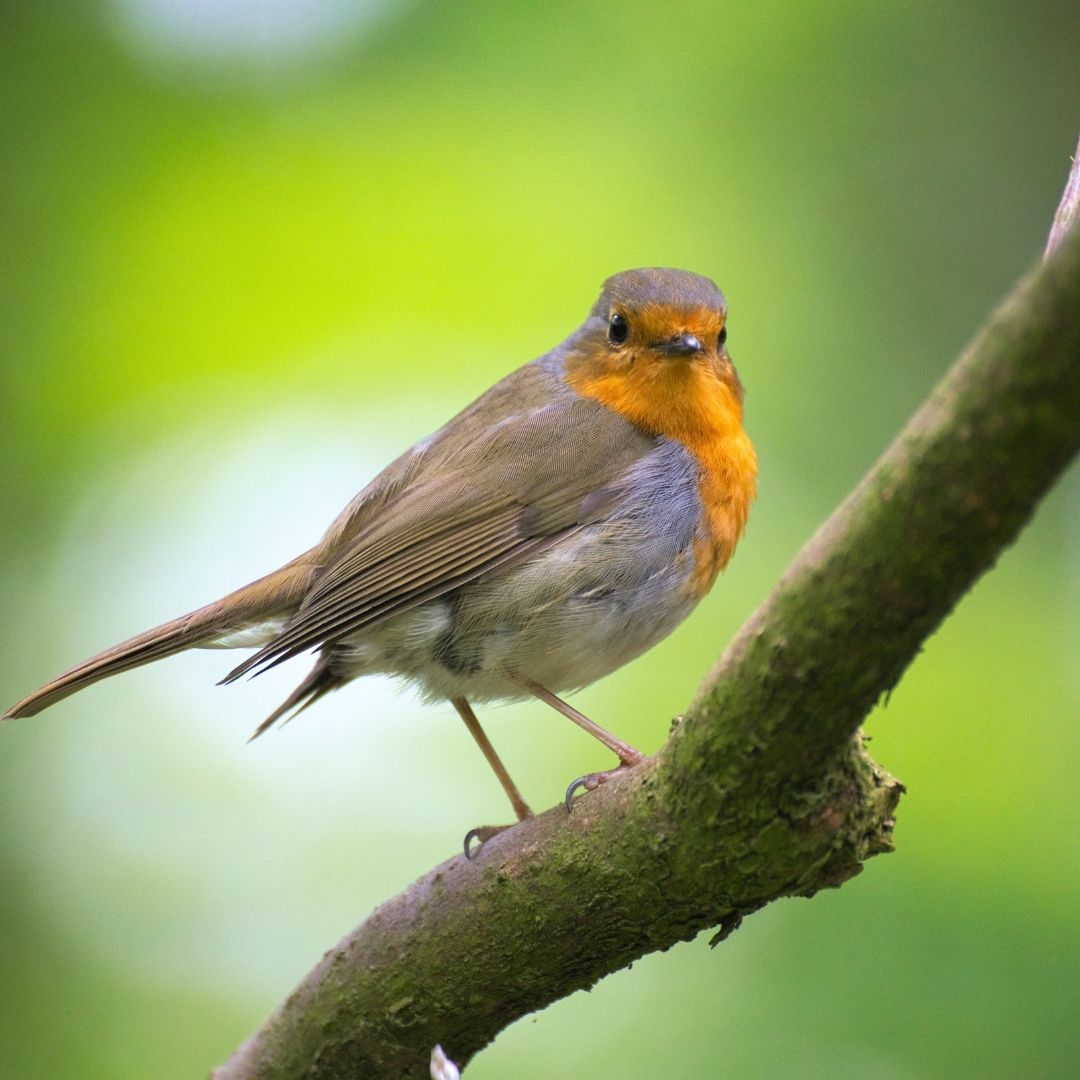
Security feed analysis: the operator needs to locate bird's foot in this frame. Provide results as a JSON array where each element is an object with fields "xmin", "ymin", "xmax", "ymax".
[
  {"xmin": 463, "ymin": 824, "xmax": 513, "ymax": 859},
  {"xmin": 565, "ymin": 750, "xmax": 646, "ymax": 811}
]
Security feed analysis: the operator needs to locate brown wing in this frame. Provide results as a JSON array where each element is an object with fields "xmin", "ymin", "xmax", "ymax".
[{"xmin": 222, "ymin": 368, "xmax": 657, "ymax": 683}]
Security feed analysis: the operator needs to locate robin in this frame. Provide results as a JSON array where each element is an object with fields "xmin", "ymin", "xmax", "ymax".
[{"xmin": 3, "ymin": 268, "xmax": 757, "ymax": 851}]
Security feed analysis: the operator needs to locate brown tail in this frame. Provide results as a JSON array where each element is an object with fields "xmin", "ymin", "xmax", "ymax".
[
  {"xmin": 2, "ymin": 554, "xmax": 317, "ymax": 720},
  {"xmin": 247, "ymin": 655, "xmax": 344, "ymax": 742}
]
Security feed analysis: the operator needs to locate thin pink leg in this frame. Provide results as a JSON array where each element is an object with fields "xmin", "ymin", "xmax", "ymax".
[
  {"xmin": 452, "ymin": 697, "xmax": 533, "ymax": 857},
  {"xmin": 515, "ymin": 679, "xmax": 646, "ymax": 808}
]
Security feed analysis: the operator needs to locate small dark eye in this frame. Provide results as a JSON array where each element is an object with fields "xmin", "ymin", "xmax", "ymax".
[
  {"xmin": 608, "ymin": 312, "xmax": 629, "ymax": 345},
  {"xmin": 718, "ymin": 325, "xmax": 728, "ymax": 349}
]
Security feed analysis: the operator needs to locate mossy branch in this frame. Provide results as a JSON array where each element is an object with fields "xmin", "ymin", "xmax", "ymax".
[{"xmin": 214, "ymin": 156, "xmax": 1080, "ymax": 1080}]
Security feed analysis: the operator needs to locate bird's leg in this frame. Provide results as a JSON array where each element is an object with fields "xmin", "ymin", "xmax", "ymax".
[
  {"xmin": 452, "ymin": 697, "xmax": 533, "ymax": 858},
  {"xmin": 516, "ymin": 679, "xmax": 646, "ymax": 810}
]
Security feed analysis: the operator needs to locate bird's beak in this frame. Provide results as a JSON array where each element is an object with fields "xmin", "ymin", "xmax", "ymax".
[{"xmin": 660, "ymin": 333, "xmax": 704, "ymax": 357}]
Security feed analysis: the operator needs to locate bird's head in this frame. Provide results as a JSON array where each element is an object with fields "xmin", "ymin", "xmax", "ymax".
[
  {"xmin": 563, "ymin": 267, "xmax": 745, "ymax": 440},
  {"xmin": 591, "ymin": 266, "xmax": 729, "ymax": 364}
]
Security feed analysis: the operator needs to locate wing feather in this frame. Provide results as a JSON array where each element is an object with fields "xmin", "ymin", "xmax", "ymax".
[{"xmin": 223, "ymin": 367, "xmax": 660, "ymax": 684}]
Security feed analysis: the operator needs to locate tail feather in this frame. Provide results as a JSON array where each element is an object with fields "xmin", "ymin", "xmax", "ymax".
[
  {"xmin": 2, "ymin": 554, "xmax": 317, "ymax": 721},
  {"xmin": 247, "ymin": 657, "xmax": 343, "ymax": 742}
]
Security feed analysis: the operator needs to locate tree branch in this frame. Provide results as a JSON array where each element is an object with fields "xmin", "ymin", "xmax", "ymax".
[
  {"xmin": 214, "ymin": 158, "xmax": 1080, "ymax": 1080},
  {"xmin": 1045, "ymin": 136, "xmax": 1080, "ymax": 259}
]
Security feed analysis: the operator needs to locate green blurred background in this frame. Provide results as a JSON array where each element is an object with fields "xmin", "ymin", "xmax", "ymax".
[{"xmin": 2, "ymin": 2, "xmax": 1078, "ymax": 1077}]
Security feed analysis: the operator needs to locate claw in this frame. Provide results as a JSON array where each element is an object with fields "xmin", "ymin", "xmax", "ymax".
[
  {"xmin": 564, "ymin": 775, "xmax": 591, "ymax": 810},
  {"xmin": 565, "ymin": 759, "xmax": 642, "ymax": 811},
  {"xmin": 463, "ymin": 824, "xmax": 510, "ymax": 859}
]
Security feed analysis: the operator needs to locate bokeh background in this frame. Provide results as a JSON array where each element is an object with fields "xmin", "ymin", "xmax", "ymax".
[{"xmin": 2, "ymin": 2, "xmax": 1078, "ymax": 1077}]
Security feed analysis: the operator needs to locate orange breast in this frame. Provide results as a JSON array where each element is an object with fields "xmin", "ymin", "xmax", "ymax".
[{"xmin": 564, "ymin": 355, "xmax": 757, "ymax": 598}]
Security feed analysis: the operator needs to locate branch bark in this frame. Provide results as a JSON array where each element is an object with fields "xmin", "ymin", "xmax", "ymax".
[
  {"xmin": 1045, "ymin": 136, "xmax": 1080, "ymax": 259},
  {"xmin": 214, "ymin": 157, "xmax": 1080, "ymax": 1080}
]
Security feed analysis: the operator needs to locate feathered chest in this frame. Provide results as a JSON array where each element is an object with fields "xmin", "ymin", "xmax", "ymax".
[{"xmin": 564, "ymin": 355, "xmax": 757, "ymax": 597}]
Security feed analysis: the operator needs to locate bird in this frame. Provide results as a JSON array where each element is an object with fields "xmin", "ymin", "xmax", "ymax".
[{"xmin": 3, "ymin": 267, "xmax": 757, "ymax": 852}]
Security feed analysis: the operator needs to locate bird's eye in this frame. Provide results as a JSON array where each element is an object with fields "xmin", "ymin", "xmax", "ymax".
[
  {"xmin": 718, "ymin": 325, "xmax": 728, "ymax": 349},
  {"xmin": 608, "ymin": 313, "xmax": 629, "ymax": 345}
]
